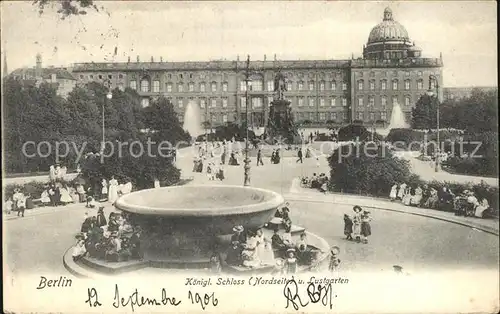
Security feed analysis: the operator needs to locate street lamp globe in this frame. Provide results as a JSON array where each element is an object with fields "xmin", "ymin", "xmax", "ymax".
[{"xmin": 106, "ymin": 92, "xmax": 113, "ymax": 100}]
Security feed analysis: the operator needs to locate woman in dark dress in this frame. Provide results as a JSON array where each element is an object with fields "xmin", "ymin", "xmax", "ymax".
[{"xmin": 96, "ymin": 207, "xmax": 107, "ymax": 227}]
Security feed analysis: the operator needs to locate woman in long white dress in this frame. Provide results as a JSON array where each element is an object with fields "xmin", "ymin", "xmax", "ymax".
[
  {"xmin": 101, "ymin": 179, "xmax": 108, "ymax": 201},
  {"xmin": 402, "ymin": 186, "xmax": 412, "ymax": 206},
  {"xmin": 389, "ymin": 184, "xmax": 398, "ymax": 201},
  {"xmin": 411, "ymin": 186, "xmax": 423, "ymax": 206},
  {"xmin": 475, "ymin": 199, "xmax": 490, "ymax": 218},
  {"xmin": 397, "ymin": 183, "xmax": 406, "ymax": 200},
  {"xmin": 242, "ymin": 235, "xmax": 261, "ymax": 268},
  {"xmin": 40, "ymin": 189, "xmax": 51, "ymax": 205},
  {"xmin": 49, "ymin": 165, "xmax": 56, "ymax": 182},
  {"xmin": 60, "ymin": 185, "xmax": 73, "ymax": 204},
  {"xmin": 108, "ymin": 176, "xmax": 119, "ymax": 204},
  {"xmin": 254, "ymin": 228, "xmax": 274, "ymax": 266}
]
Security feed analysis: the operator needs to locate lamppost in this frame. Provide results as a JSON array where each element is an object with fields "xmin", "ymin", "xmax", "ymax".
[
  {"xmin": 101, "ymin": 81, "xmax": 113, "ymax": 154},
  {"xmin": 243, "ymin": 55, "xmax": 252, "ymax": 186},
  {"xmin": 427, "ymin": 74, "xmax": 440, "ymax": 172}
]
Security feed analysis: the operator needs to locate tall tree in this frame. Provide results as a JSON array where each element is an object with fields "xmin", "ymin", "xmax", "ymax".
[{"xmin": 411, "ymin": 94, "xmax": 438, "ymax": 131}]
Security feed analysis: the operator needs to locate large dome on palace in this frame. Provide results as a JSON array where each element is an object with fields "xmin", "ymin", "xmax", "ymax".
[
  {"xmin": 367, "ymin": 8, "xmax": 409, "ymax": 44},
  {"xmin": 363, "ymin": 7, "xmax": 422, "ymax": 60}
]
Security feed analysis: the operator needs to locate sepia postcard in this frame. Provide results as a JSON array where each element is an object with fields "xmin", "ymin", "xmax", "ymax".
[{"xmin": 2, "ymin": 1, "xmax": 498, "ymax": 313}]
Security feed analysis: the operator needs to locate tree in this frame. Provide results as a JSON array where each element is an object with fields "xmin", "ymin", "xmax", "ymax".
[
  {"xmin": 411, "ymin": 94, "xmax": 438, "ymax": 131},
  {"xmin": 142, "ymin": 97, "xmax": 191, "ymax": 144},
  {"xmin": 328, "ymin": 142, "xmax": 417, "ymax": 196}
]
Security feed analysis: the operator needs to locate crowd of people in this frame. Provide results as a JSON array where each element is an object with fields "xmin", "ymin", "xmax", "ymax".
[
  {"xmin": 72, "ymin": 208, "xmax": 141, "ymax": 262},
  {"xmin": 301, "ymin": 173, "xmax": 329, "ymax": 193},
  {"xmin": 3, "ymin": 175, "xmax": 133, "ymax": 218},
  {"xmin": 389, "ymin": 182, "xmax": 494, "ymax": 218}
]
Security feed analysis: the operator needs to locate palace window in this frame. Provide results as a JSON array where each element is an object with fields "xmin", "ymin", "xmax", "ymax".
[
  {"xmin": 167, "ymin": 74, "xmax": 172, "ymax": 79},
  {"xmin": 319, "ymin": 81, "xmax": 325, "ymax": 91},
  {"xmin": 368, "ymin": 96, "xmax": 375, "ymax": 107},
  {"xmin": 253, "ymin": 80, "xmax": 263, "ymax": 92},
  {"xmin": 405, "ymin": 71, "xmax": 410, "ymax": 77},
  {"xmin": 153, "ymin": 80, "xmax": 160, "ymax": 93},
  {"xmin": 369, "ymin": 112, "xmax": 375, "ymax": 121},
  {"xmin": 188, "ymin": 82, "xmax": 195, "ymax": 92},
  {"xmin": 140, "ymin": 78, "xmax": 150, "ymax": 92},
  {"xmin": 308, "ymin": 98, "xmax": 315, "ymax": 107},
  {"xmin": 119, "ymin": 74, "xmax": 124, "ymax": 79},
  {"xmin": 392, "ymin": 96, "xmax": 398, "ymax": 105},
  {"xmin": 222, "ymin": 98, "xmax": 228, "ymax": 107},
  {"xmin": 341, "ymin": 97, "xmax": 347, "ymax": 107},
  {"xmin": 200, "ymin": 82, "xmax": 206, "ymax": 92},
  {"xmin": 320, "ymin": 98, "xmax": 325, "ymax": 107},
  {"xmin": 240, "ymin": 81, "xmax": 247, "ymax": 92},
  {"xmin": 222, "ymin": 82, "xmax": 228, "ymax": 92},
  {"xmin": 267, "ymin": 81, "xmax": 274, "ymax": 91},
  {"xmin": 211, "ymin": 82, "xmax": 217, "ymax": 92},
  {"xmin": 211, "ymin": 98, "xmax": 217, "ymax": 108},
  {"xmin": 189, "ymin": 74, "xmax": 193, "ymax": 79},
  {"xmin": 392, "ymin": 79, "xmax": 398, "ymax": 90},
  {"xmin": 332, "ymin": 113, "xmax": 337, "ymax": 120},
  {"xmin": 342, "ymin": 82, "xmax": 347, "ymax": 91},
  {"xmin": 298, "ymin": 97, "xmax": 304, "ymax": 107},
  {"xmin": 286, "ymin": 81, "xmax": 293, "ymax": 91},
  {"xmin": 223, "ymin": 114, "xmax": 228, "ymax": 123},
  {"xmin": 358, "ymin": 80, "xmax": 364, "ymax": 90},
  {"xmin": 178, "ymin": 83, "xmax": 184, "ymax": 93},
  {"xmin": 108, "ymin": 74, "xmax": 113, "ymax": 79},
  {"xmin": 200, "ymin": 98, "xmax": 206, "ymax": 108},
  {"xmin": 267, "ymin": 97, "xmax": 273, "ymax": 106},
  {"xmin": 381, "ymin": 80, "xmax": 387, "ymax": 90},
  {"xmin": 357, "ymin": 112, "xmax": 364, "ymax": 120},
  {"xmin": 417, "ymin": 79, "xmax": 423, "ymax": 90},
  {"xmin": 381, "ymin": 96, "xmax": 387, "ymax": 107},
  {"xmin": 98, "ymin": 75, "xmax": 103, "ymax": 80},
  {"xmin": 331, "ymin": 81, "xmax": 337, "ymax": 90},
  {"xmin": 240, "ymin": 96, "xmax": 246, "ymax": 108},
  {"xmin": 177, "ymin": 98, "xmax": 184, "ymax": 108},
  {"xmin": 211, "ymin": 114, "xmax": 217, "ymax": 123},
  {"xmin": 319, "ymin": 112, "xmax": 326, "ymax": 121},
  {"xmin": 129, "ymin": 81, "xmax": 137, "ymax": 90},
  {"xmin": 331, "ymin": 97, "xmax": 336, "ymax": 106},
  {"xmin": 418, "ymin": 71, "xmax": 423, "ymax": 76},
  {"xmin": 404, "ymin": 80, "xmax": 410, "ymax": 90},
  {"xmin": 309, "ymin": 81, "xmax": 315, "ymax": 91},
  {"xmin": 358, "ymin": 97, "xmax": 364, "ymax": 107},
  {"xmin": 298, "ymin": 81, "xmax": 304, "ymax": 90},
  {"xmin": 179, "ymin": 74, "xmax": 184, "ymax": 79},
  {"xmin": 141, "ymin": 98, "xmax": 150, "ymax": 108},
  {"xmin": 381, "ymin": 112, "xmax": 387, "ymax": 120},
  {"xmin": 369, "ymin": 80, "xmax": 375, "ymax": 91},
  {"xmin": 405, "ymin": 96, "xmax": 411, "ymax": 106},
  {"xmin": 166, "ymin": 83, "xmax": 173, "ymax": 93},
  {"xmin": 430, "ymin": 80, "xmax": 436, "ymax": 90},
  {"xmin": 252, "ymin": 97, "xmax": 262, "ymax": 108}
]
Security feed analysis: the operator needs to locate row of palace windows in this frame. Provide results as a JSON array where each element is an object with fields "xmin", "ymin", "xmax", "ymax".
[
  {"xmin": 130, "ymin": 78, "xmax": 351, "ymax": 93},
  {"xmin": 82, "ymin": 73, "xmax": 125, "ymax": 80},
  {"xmin": 131, "ymin": 80, "xmax": 230, "ymax": 93},
  {"xmin": 355, "ymin": 111, "xmax": 411, "ymax": 122},
  {"xmin": 141, "ymin": 94, "xmax": 416, "ymax": 109},
  {"xmin": 357, "ymin": 95, "xmax": 414, "ymax": 107},
  {"xmin": 357, "ymin": 79, "xmax": 433, "ymax": 91}
]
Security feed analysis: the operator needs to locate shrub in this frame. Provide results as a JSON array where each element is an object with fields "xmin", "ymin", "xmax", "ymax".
[
  {"xmin": 338, "ymin": 124, "xmax": 382, "ymax": 142},
  {"xmin": 386, "ymin": 128, "xmax": 424, "ymax": 150},
  {"xmin": 328, "ymin": 142, "xmax": 414, "ymax": 196},
  {"xmin": 4, "ymin": 178, "xmax": 75, "ymax": 199}
]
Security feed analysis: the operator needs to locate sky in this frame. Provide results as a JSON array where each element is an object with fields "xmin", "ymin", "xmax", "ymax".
[{"xmin": 1, "ymin": 1, "xmax": 497, "ymax": 87}]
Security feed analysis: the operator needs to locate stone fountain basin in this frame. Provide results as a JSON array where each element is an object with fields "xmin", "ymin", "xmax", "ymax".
[{"xmin": 114, "ymin": 185, "xmax": 285, "ymax": 235}]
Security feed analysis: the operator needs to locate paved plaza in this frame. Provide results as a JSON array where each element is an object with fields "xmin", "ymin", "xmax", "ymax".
[{"xmin": 4, "ymin": 144, "xmax": 499, "ymax": 276}]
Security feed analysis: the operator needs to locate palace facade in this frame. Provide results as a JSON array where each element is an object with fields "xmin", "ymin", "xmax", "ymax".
[{"xmin": 70, "ymin": 7, "xmax": 443, "ymax": 128}]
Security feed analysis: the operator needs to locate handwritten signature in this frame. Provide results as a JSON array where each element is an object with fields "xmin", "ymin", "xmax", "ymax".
[
  {"xmin": 85, "ymin": 285, "xmax": 218, "ymax": 312},
  {"xmin": 283, "ymin": 278, "xmax": 336, "ymax": 310}
]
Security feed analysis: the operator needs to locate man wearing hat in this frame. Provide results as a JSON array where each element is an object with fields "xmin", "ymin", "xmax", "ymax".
[
  {"xmin": 271, "ymin": 227, "xmax": 294, "ymax": 257},
  {"xmin": 231, "ymin": 225, "xmax": 247, "ymax": 245}
]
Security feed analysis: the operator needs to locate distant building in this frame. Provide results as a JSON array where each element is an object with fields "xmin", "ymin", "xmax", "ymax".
[
  {"xmin": 443, "ymin": 86, "xmax": 498, "ymax": 101},
  {"xmin": 9, "ymin": 53, "xmax": 76, "ymax": 98},
  {"xmin": 66, "ymin": 7, "xmax": 443, "ymax": 127}
]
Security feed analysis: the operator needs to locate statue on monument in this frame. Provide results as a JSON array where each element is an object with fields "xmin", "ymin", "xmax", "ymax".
[
  {"xmin": 274, "ymin": 71, "xmax": 287, "ymax": 100},
  {"xmin": 266, "ymin": 72, "xmax": 299, "ymax": 144}
]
